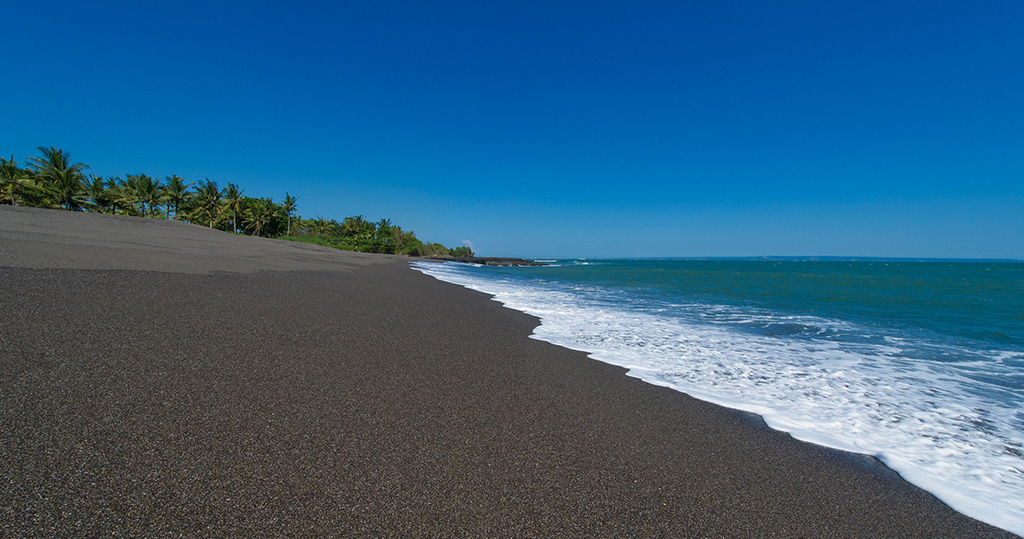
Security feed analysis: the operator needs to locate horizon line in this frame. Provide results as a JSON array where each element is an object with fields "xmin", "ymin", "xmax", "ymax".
[{"xmin": 518, "ymin": 255, "xmax": 1024, "ymax": 263}]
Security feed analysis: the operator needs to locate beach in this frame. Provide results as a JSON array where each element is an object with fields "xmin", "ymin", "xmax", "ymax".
[{"xmin": 0, "ymin": 206, "xmax": 1014, "ymax": 537}]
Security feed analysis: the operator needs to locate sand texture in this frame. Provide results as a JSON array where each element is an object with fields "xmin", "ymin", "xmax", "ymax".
[{"xmin": 0, "ymin": 206, "xmax": 1015, "ymax": 537}]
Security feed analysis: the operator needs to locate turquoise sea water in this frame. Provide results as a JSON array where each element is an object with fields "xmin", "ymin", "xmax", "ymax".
[{"xmin": 413, "ymin": 259, "xmax": 1024, "ymax": 535}]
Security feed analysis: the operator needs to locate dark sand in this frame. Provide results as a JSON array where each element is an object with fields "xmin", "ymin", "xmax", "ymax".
[{"xmin": 0, "ymin": 206, "xmax": 1015, "ymax": 538}]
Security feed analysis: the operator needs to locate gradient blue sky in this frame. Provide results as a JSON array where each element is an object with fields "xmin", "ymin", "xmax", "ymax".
[{"xmin": 3, "ymin": 1, "xmax": 1022, "ymax": 258}]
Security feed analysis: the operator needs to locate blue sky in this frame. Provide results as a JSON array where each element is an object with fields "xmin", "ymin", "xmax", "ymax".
[{"xmin": 3, "ymin": 1, "xmax": 1022, "ymax": 258}]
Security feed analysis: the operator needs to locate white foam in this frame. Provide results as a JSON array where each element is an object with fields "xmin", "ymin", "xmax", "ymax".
[{"xmin": 412, "ymin": 261, "xmax": 1024, "ymax": 536}]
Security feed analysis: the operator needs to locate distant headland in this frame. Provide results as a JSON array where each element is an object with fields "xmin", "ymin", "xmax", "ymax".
[{"xmin": 428, "ymin": 256, "xmax": 546, "ymax": 267}]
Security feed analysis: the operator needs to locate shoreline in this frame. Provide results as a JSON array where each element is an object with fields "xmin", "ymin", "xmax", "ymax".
[
  {"xmin": 410, "ymin": 259, "xmax": 1024, "ymax": 536},
  {"xmin": 1, "ymin": 206, "xmax": 1015, "ymax": 537},
  {"xmin": 411, "ymin": 259, "xmax": 1024, "ymax": 536}
]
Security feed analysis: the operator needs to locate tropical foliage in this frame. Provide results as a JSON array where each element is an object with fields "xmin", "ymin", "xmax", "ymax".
[{"xmin": 2, "ymin": 146, "xmax": 475, "ymax": 257}]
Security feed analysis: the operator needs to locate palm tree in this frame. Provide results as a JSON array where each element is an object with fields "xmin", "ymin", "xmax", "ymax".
[
  {"xmin": 163, "ymin": 175, "xmax": 192, "ymax": 220},
  {"xmin": 102, "ymin": 177, "xmax": 130, "ymax": 215},
  {"xmin": 244, "ymin": 198, "xmax": 275, "ymax": 237},
  {"xmin": 341, "ymin": 215, "xmax": 372, "ymax": 237},
  {"xmin": 84, "ymin": 175, "xmax": 118, "ymax": 213},
  {"xmin": 376, "ymin": 218, "xmax": 394, "ymax": 252},
  {"xmin": 26, "ymin": 147, "xmax": 89, "ymax": 210},
  {"xmin": 282, "ymin": 193, "xmax": 297, "ymax": 236},
  {"xmin": 128, "ymin": 174, "xmax": 163, "ymax": 217},
  {"xmin": 390, "ymin": 225, "xmax": 420, "ymax": 254},
  {"xmin": 118, "ymin": 175, "xmax": 142, "ymax": 215},
  {"xmin": 312, "ymin": 217, "xmax": 332, "ymax": 237},
  {"xmin": 192, "ymin": 178, "xmax": 221, "ymax": 228},
  {"xmin": 223, "ymin": 182, "xmax": 244, "ymax": 232},
  {"xmin": 0, "ymin": 156, "xmax": 35, "ymax": 206}
]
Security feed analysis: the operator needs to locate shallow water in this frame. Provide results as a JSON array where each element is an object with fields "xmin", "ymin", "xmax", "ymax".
[{"xmin": 412, "ymin": 259, "xmax": 1024, "ymax": 535}]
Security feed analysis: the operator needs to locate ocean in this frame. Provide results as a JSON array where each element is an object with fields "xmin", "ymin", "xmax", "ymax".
[{"xmin": 412, "ymin": 259, "xmax": 1024, "ymax": 535}]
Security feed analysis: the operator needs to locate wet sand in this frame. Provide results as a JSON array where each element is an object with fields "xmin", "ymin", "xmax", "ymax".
[{"xmin": 0, "ymin": 206, "xmax": 1015, "ymax": 537}]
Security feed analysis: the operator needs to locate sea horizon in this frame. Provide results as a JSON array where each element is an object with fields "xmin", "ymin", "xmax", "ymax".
[{"xmin": 526, "ymin": 255, "xmax": 1024, "ymax": 264}]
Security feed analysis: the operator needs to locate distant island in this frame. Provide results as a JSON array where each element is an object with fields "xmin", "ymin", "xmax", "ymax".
[{"xmin": 1, "ymin": 146, "xmax": 474, "ymax": 258}]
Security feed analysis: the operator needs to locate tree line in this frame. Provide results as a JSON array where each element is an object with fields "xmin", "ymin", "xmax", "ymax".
[{"xmin": 1, "ymin": 146, "xmax": 474, "ymax": 257}]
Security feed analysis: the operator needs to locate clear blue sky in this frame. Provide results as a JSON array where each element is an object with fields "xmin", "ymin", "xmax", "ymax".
[{"xmin": 3, "ymin": 0, "xmax": 1022, "ymax": 259}]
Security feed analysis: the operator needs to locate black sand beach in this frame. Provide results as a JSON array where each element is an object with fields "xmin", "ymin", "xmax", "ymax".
[{"xmin": 0, "ymin": 206, "xmax": 1015, "ymax": 537}]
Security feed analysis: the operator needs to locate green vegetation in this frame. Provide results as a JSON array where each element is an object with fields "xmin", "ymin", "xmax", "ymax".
[{"xmin": 1, "ymin": 146, "xmax": 474, "ymax": 257}]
